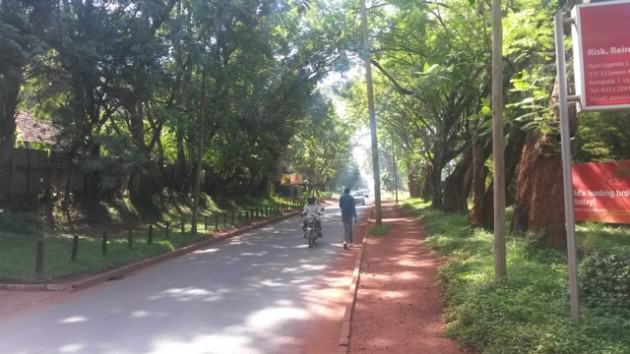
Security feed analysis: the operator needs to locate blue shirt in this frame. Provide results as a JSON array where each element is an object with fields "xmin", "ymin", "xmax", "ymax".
[{"xmin": 339, "ymin": 192, "xmax": 357, "ymax": 219}]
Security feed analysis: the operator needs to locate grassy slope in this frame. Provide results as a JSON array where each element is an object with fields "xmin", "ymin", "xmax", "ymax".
[
  {"xmin": 0, "ymin": 194, "xmax": 298, "ymax": 282},
  {"xmin": 401, "ymin": 198, "xmax": 630, "ymax": 354}
]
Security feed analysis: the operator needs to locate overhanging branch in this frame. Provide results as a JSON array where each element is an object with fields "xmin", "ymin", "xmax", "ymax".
[{"xmin": 369, "ymin": 59, "xmax": 415, "ymax": 96}]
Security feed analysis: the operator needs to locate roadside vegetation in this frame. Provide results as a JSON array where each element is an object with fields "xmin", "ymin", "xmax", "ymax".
[
  {"xmin": 402, "ymin": 198, "xmax": 630, "ymax": 354},
  {"xmin": 369, "ymin": 224, "xmax": 391, "ymax": 237},
  {"xmin": 0, "ymin": 195, "xmax": 298, "ymax": 282}
]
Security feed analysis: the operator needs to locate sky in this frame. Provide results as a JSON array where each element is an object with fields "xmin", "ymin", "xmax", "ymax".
[{"xmin": 318, "ymin": 65, "xmax": 375, "ymax": 195}]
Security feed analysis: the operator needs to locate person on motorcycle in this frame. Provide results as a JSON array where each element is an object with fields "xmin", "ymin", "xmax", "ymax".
[{"xmin": 302, "ymin": 197, "xmax": 323, "ymax": 238}]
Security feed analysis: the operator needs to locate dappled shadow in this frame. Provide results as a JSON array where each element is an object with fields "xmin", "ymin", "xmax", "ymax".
[
  {"xmin": 349, "ymin": 202, "xmax": 465, "ymax": 354},
  {"xmin": 0, "ymin": 206, "xmax": 369, "ymax": 354}
]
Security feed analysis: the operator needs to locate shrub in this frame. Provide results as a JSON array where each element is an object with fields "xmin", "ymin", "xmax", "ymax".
[
  {"xmin": 0, "ymin": 210, "xmax": 46, "ymax": 237},
  {"xmin": 580, "ymin": 253, "xmax": 630, "ymax": 315}
]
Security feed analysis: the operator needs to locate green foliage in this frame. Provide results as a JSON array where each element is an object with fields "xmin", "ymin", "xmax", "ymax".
[
  {"xmin": 0, "ymin": 210, "xmax": 47, "ymax": 238},
  {"xmin": 9, "ymin": 0, "xmax": 354, "ymax": 209},
  {"xmin": 580, "ymin": 254, "xmax": 630, "ymax": 316},
  {"xmin": 402, "ymin": 198, "xmax": 630, "ymax": 354},
  {"xmin": 575, "ymin": 112, "xmax": 630, "ymax": 162},
  {"xmin": 287, "ymin": 94, "xmax": 352, "ymax": 194}
]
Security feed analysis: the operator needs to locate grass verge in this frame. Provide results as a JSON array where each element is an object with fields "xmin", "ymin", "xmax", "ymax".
[
  {"xmin": 369, "ymin": 224, "xmax": 391, "ymax": 236},
  {"xmin": 0, "ymin": 196, "xmax": 300, "ymax": 283},
  {"xmin": 401, "ymin": 198, "xmax": 630, "ymax": 354}
]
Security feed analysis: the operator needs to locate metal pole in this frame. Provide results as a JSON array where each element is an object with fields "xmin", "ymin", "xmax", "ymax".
[
  {"xmin": 492, "ymin": 0, "xmax": 507, "ymax": 280},
  {"xmin": 554, "ymin": 10, "xmax": 580, "ymax": 323},
  {"xmin": 361, "ymin": 0, "xmax": 382, "ymax": 225}
]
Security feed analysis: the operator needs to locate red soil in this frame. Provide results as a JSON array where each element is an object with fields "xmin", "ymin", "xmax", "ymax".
[{"xmin": 347, "ymin": 202, "xmax": 466, "ymax": 354}]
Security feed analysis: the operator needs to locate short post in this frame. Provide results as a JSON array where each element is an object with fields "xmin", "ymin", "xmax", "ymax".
[
  {"xmin": 165, "ymin": 222, "xmax": 170, "ymax": 239},
  {"xmin": 102, "ymin": 231, "xmax": 108, "ymax": 255},
  {"xmin": 71, "ymin": 235, "xmax": 79, "ymax": 261},
  {"xmin": 148, "ymin": 225, "xmax": 153, "ymax": 245},
  {"xmin": 231, "ymin": 211, "xmax": 235, "ymax": 225},
  {"xmin": 35, "ymin": 240, "xmax": 44, "ymax": 275},
  {"xmin": 128, "ymin": 230, "xmax": 133, "ymax": 249},
  {"xmin": 223, "ymin": 213, "xmax": 227, "ymax": 226},
  {"xmin": 215, "ymin": 214, "xmax": 219, "ymax": 230},
  {"xmin": 204, "ymin": 216, "xmax": 208, "ymax": 230},
  {"xmin": 180, "ymin": 218, "xmax": 185, "ymax": 234}
]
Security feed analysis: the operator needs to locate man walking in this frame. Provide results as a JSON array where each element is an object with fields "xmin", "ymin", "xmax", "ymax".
[{"xmin": 339, "ymin": 187, "xmax": 357, "ymax": 250}]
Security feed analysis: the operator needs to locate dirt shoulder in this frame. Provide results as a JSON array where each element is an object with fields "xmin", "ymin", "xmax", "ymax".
[{"xmin": 347, "ymin": 201, "xmax": 466, "ymax": 354}]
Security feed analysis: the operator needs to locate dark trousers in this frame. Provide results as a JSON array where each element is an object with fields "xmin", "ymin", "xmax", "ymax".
[{"xmin": 342, "ymin": 217, "xmax": 353, "ymax": 243}]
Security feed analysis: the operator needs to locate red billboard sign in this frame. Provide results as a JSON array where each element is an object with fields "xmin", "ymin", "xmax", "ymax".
[
  {"xmin": 572, "ymin": 0, "xmax": 630, "ymax": 110},
  {"xmin": 572, "ymin": 161, "xmax": 630, "ymax": 224},
  {"xmin": 280, "ymin": 173, "xmax": 303, "ymax": 186}
]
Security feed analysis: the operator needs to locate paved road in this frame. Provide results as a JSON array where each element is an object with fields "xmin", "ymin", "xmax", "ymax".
[{"xmin": 0, "ymin": 205, "xmax": 365, "ymax": 354}]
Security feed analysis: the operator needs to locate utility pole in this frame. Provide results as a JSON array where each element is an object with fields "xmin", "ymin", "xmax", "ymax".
[
  {"xmin": 492, "ymin": 0, "xmax": 507, "ymax": 279},
  {"xmin": 361, "ymin": 0, "xmax": 382, "ymax": 225}
]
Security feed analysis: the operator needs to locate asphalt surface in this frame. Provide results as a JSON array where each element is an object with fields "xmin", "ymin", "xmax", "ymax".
[{"xmin": 0, "ymin": 205, "xmax": 365, "ymax": 354}]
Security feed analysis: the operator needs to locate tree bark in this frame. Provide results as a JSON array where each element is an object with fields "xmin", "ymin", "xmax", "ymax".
[
  {"xmin": 469, "ymin": 135, "xmax": 488, "ymax": 226},
  {"xmin": 479, "ymin": 124, "xmax": 527, "ymax": 229},
  {"xmin": 511, "ymin": 133, "xmax": 566, "ymax": 246},
  {"xmin": 443, "ymin": 148, "xmax": 473, "ymax": 212},
  {"xmin": 421, "ymin": 163, "xmax": 433, "ymax": 200},
  {"xmin": 429, "ymin": 159, "xmax": 443, "ymax": 209}
]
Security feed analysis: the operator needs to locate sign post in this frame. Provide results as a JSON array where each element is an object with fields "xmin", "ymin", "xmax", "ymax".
[
  {"xmin": 554, "ymin": 10, "xmax": 580, "ymax": 323},
  {"xmin": 572, "ymin": 0, "xmax": 630, "ymax": 110},
  {"xmin": 557, "ymin": 0, "xmax": 630, "ymax": 323}
]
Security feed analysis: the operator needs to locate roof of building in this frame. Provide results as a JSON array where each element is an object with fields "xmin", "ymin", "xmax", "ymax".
[{"xmin": 15, "ymin": 112, "xmax": 59, "ymax": 147}]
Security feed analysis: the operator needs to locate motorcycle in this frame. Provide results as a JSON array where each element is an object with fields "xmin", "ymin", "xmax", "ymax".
[
  {"xmin": 304, "ymin": 216, "xmax": 321, "ymax": 248},
  {"xmin": 303, "ymin": 205, "xmax": 324, "ymax": 247}
]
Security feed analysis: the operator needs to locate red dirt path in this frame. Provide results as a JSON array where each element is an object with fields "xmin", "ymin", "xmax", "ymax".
[
  {"xmin": 278, "ymin": 210, "xmax": 368, "ymax": 354},
  {"xmin": 348, "ymin": 202, "xmax": 466, "ymax": 354}
]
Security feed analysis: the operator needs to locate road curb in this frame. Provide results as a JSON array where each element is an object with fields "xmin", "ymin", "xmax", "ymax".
[
  {"xmin": 338, "ymin": 207, "xmax": 374, "ymax": 352},
  {"xmin": 0, "ymin": 212, "xmax": 300, "ymax": 292}
]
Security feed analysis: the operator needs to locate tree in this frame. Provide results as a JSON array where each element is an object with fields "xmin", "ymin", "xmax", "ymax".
[
  {"xmin": 288, "ymin": 95, "xmax": 351, "ymax": 196},
  {"xmin": 0, "ymin": 1, "xmax": 49, "ymax": 159}
]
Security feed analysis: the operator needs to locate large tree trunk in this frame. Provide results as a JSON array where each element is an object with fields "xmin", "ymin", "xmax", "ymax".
[
  {"xmin": 406, "ymin": 161, "xmax": 422, "ymax": 198},
  {"xmin": 0, "ymin": 66, "xmax": 21, "ymax": 161},
  {"xmin": 469, "ymin": 136, "xmax": 488, "ymax": 226},
  {"xmin": 429, "ymin": 160, "xmax": 443, "ymax": 209},
  {"xmin": 477, "ymin": 124, "xmax": 527, "ymax": 229},
  {"xmin": 421, "ymin": 163, "xmax": 433, "ymax": 200},
  {"xmin": 443, "ymin": 148, "xmax": 473, "ymax": 212},
  {"xmin": 175, "ymin": 127, "xmax": 187, "ymax": 191},
  {"xmin": 511, "ymin": 133, "xmax": 565, "ymax": 246}
]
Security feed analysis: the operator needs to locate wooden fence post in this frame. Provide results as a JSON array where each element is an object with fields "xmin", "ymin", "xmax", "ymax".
[
  {"xmin": 148, "ymin": 225, "xmax": 153, "ymax": 245},
  {"xmin": 71, "ymin": 235, "xmax": 79, "ymax": 261},
  {"xmin": 35, "ymin": 240, "xmax": 44, "ymax": 275},
  {"xmin": 128, "ymin": 230, "xmax": 133, "ymax": 249},
  {"xmin": 102, "ymin": 232, "xmax": 108, "ymax": 255}
]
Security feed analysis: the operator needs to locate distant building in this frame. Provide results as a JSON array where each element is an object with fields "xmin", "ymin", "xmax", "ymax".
[{"xmin": 15, "ymin": 112, "xmax": 60, "ymax": 149}]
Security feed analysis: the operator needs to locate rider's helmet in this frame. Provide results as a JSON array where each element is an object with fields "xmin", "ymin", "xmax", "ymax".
[{"xmin": 307, "ymin": 196, "xmax": 316, "ymax": 205}]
